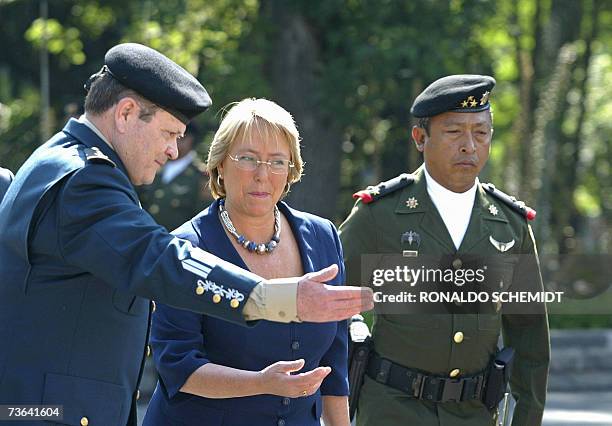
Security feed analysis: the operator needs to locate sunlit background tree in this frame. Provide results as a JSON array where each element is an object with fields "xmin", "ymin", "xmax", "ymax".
[{"xmin": 1, "ymin": 0, "xmax": 610, "ymax": 326}]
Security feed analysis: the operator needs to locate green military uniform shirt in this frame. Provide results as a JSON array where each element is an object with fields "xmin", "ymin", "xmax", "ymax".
[
  {"xmin": 340, "ymin": 167, "xmax": 550, "ymax": 426},
  {"xmin": 138, "ymin": 154, "xmax": 212, "ymax": 231}
]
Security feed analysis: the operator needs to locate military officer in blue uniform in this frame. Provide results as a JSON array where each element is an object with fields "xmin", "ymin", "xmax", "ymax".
[
  {"xmin": 0, "ymin": 166, "xmax": 13, "ymax": 202},
  {"xmin": 341, "ymin": 75, "xmax": 550, "ymax": 426},
  {"xmin": 0, "ymin": 43, "xmax": 371, "ymax": 426}
]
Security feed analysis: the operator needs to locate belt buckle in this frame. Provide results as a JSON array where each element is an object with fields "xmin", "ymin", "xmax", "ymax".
[
  {"xmin": 441, "ymin": 378, "xmax": 464, "ymax": 403},
  {"xmin": 412, "ymin": 373, "xmax": 426, "ymax": 398}
]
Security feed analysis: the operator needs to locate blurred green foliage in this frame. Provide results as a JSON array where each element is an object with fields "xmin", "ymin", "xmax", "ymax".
[
  {"xmin": 549, "ymin": 315, "xmax": 612, "ymax": 329},
  {"xmin": 0, "ymin": 0, "xmax": 610, "ymax": 327}
]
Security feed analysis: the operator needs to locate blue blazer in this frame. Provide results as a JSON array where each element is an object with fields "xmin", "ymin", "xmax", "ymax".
[
  {"xmin": 0, "ymin": 120, "xmax": 261, "ymax": 426},
  {"xmin": 144, "ymin": 199, "xmax": 349, "ymax": 426}
]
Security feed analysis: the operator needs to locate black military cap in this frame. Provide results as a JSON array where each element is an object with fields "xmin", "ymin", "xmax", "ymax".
[
  {"xmin": 410, "ymin": 74, "xmax": 495, "ymax": 118},
  {"xmin": 85, "ymin": 43, "xmax": 211, "ymax": 124}
]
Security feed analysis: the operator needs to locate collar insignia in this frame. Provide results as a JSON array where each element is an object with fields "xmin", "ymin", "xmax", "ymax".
[{"xmin": 406, "ymin": 197, "xmax": 419, "ymax": 209}]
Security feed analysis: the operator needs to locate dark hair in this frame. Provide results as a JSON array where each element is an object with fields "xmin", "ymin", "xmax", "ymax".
[
  {"xmin": 84, "ymin": 73, "xmax": 159, "ymax": 122},
  {"xmin": 417, "ymin": 117, "xmax": 431, "ymax": 135}
]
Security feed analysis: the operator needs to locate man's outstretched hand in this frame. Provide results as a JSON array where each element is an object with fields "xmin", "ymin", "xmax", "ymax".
[{"xmin": 295, "ymin": 264, "xmax": 373, "ymax": 322}]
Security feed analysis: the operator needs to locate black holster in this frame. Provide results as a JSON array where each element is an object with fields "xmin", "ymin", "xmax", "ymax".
[
  {"xmin": 483, "ymin": 347, "xmax": 515, "ymax": 410},
  {"xmin": 348, "ymin": 315, "xmax": 372, "ymax": 420}
]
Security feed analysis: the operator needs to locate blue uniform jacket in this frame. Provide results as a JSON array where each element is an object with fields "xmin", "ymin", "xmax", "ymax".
[
  {"xmin": 0, "ymin": 167, "xmax": 13, "ymax": 203},
  {"xmin": 143, "ymin": 200, "xmax": 349, "ymax": 426},
  {"xmin": 0, "ymin": 119, "xmax": 263, "ymax": 426}
]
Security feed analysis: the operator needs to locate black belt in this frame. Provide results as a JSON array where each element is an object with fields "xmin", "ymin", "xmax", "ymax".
[{"xmin": 366, "ymin": 352, "xmax": 486, "ymax": 403}]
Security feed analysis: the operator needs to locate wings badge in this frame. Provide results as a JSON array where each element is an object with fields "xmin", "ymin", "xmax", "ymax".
[{"xmin": 489, "ymin": 236, "xmax": 515, "ymax": 253}]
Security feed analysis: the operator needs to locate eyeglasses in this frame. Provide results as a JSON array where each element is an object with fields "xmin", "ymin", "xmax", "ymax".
[{"xmin": 228, "ymin": 154, "xmax": 294, "ymax": 174}]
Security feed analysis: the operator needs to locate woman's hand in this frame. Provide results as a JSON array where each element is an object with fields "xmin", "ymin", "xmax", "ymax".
[{"xmin": 258, "ymin": 359, "xmax": 331, "ymax": 398}]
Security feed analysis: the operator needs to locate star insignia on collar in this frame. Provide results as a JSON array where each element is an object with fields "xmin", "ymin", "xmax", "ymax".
[
  {"xmin": 480, "ymin": 91, "xmax": 490, "ymax": 105},
  {"xmin": 406, "ymin": 197, "xmax": 419, "ymax": 209},
  {"xmin": 461, "ymin": 100, "xmax": 469, "ymax": 108},
  {"xmin": 488, "ymin": 204, "xmax": 499, "ymax": 216},
  {"xmin": 469, "ymin": 99, "xmax": 478, "ymax": 107}
]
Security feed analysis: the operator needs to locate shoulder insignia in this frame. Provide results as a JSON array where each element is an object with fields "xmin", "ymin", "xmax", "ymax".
[
  {"xmin": 482, "ymin": 183, "xmax": 536, "ymax": 221},
  {"xmin": 353, "ymin": 173, "xmax": 415, "ymax": 204},
  {"xmin": 84, "ymin": 147, "xmax": 116, "ymax": 168}
]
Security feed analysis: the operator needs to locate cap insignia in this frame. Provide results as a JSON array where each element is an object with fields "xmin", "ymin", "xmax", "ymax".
[
  {"xmin": 480, "ymin": 91, "xmax": 490, "ymax": 105},
  {"xmin": 458, "ymin": 92, "xmax": 489, "ymax": 109}
]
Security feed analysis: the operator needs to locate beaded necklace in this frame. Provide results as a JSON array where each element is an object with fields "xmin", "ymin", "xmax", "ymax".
[{"xmin": 218, "ymin": 198, "xmax": 281, "ymax": 254}]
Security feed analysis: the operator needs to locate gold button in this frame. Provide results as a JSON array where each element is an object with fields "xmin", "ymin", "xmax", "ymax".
[
  {"xmin": 212, "ymin": 294, "xmax": 222, "ymax": 304},
  {"xmin": 230, "ymin": 299, "xmax": 239, "ymax": 309},
  {"xmin": 151, "ymin": 301, "xmax": 156, "ymax": 313},
  {"xmin": 80, "ymin": 417, "xmax": 89, "ymax": 426},
  {"xmin": 146, "ymin": 345, "xmax": 152, "ymax": 357},
  {"xmin": 449, "ymin": 368, "xmax": 461, "ymax": 378},
  {"xmin": 136, "ymin": 389, "xmax": 141, "ymax": 400},
  {"xmin": 453, "ymin": 332, "xmax": 464, "ymax": 343},
  {"xmin": 195, "ymin": 286, "xmax": 204, "ymax": 295},
  {"xmin": 452, "ymin": 258, "xmax": 462, "ymax": 269}
]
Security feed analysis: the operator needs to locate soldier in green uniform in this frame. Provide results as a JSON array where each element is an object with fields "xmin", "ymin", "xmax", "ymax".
[
  {"xmin": 340, "ymin": 75, "xmax": 550, "ymax": 426},
  {"xmin": 138, "ymin": 122, "xmax": 213, "ymax": 230}
]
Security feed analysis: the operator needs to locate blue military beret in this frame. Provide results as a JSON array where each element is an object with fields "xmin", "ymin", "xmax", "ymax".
[
  {"xmin": 410, "ymin": 74, "xmax": 495, "ymax": 118},
  {"xmin": 85, "ymin": 43, "xmax": 211, "ymax": 124}
]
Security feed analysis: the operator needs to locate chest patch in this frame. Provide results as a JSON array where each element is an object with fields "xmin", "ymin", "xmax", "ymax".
[{"xmin": 489, "ymin": 236, "xmax": 515, "ymax": 252}]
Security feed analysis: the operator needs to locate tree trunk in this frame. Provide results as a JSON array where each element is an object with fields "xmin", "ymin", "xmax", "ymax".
[
  {"xmin": 524, "ymin": 0, "xmax": 584, "ymax": 248},
  {"xmin": 556, "ymin": 0, "xmax": 601, "ymax": 253},
  {"xmin": 262, "ymin": 1, "xmax": 343, "ymax": 221},
  {"xmin": 514, "ymin": 0, "xmax": 542, "ymax": 197}
]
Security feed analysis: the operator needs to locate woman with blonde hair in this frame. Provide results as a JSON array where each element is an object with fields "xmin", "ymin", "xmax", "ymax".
[{"xmin": 143, "ymin": 98, "xmax": 350, "ymax": 426}]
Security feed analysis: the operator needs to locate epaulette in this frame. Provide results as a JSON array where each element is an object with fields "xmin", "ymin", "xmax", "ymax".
[
  {"xmin": 482, "ymin": 183, "xmax": 536, "ymax": 221},
  {"xmin": 353, "ymin": 173, "xmax": 415, "ymax": 204},
  {"xmin": 84, "ymin": 147, "xmax": 116, "ymax": 168}
]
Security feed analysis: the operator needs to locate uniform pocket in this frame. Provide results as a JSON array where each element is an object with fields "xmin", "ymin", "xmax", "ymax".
[
  {"xmin": 483, "ymin": 256, "xmax": 518, "ymax": 291},
  {"xmin": 380, "ymin": 313, "xmax": 440, "ymax": 329},
  {"xmin": 477, "ymin": 313, "xmax": 501, "ymax": 331},
  {"xmin": 42, "ymin": 373, "xmax": 126, "ymax": 425},
  {"xmin": 112, "ymin": 289, "xmax": 148, "ymax": 316}
]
